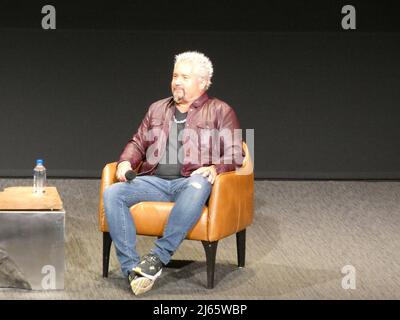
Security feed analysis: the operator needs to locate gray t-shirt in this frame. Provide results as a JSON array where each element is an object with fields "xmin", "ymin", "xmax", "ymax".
[{"xmin": 154, "ymin": 108, "xmax": 187, "ymax": 179}]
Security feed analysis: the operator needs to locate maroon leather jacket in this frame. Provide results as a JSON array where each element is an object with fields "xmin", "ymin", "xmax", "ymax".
[{"xmin": 119, "ymin": 93, "xmax": 244, "ymax": 177}]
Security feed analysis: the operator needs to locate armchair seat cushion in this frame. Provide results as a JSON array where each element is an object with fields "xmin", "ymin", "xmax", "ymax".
[{"xmin": 131, "ymin": 202, "xmax": 209, "ymax": 241}]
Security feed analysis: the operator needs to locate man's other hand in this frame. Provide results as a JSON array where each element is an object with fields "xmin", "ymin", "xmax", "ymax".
[
  {"xmin": 116, "ymin": 161, "xmax": 132, "ymax": 182},
  {"xmin": 190, "ymin": 165, "xmax": 217, "ymax": 184}
]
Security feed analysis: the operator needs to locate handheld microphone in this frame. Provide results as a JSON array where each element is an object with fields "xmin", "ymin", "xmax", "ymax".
[{"xmin": 125, "ymin": 170, "xmax": 137, "ymax": 181}]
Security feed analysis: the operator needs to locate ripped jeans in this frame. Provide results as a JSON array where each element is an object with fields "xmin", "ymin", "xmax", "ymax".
[{"xmin": 103, "ymin": 174, "xmax": 212, "ymax": 276}]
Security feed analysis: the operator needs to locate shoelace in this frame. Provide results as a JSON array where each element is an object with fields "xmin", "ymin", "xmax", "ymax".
[{"xmin": 144, "ymin": 254, "xmax": 159, "ymax": 264}]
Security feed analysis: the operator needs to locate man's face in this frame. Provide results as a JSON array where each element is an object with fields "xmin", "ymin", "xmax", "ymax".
[{"xmin": 171, "ymin": 61, "xmax": 206, "ymax": 104}]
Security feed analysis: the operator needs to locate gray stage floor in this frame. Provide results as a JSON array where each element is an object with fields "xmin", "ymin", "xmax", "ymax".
[{"xmin": 0, "ymin": 178, "xmax": 399, "ymax": 299}]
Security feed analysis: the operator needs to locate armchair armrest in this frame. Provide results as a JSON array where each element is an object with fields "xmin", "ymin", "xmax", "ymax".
[
  {"xmin": 98, "ymin": 162, "xmax": 142, "ymax": 232},
  {"xmin": 98, "ymin": 162, "xmax": 118, "ymax": 232},
  {"xmin": 207, "ymin": 169, "xmax": 254, "ymax": 242}
]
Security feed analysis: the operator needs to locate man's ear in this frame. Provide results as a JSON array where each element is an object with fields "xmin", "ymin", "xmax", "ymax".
[{"xmin": 199, "ymin": 78, "xmax": 207, "ymax": 91}]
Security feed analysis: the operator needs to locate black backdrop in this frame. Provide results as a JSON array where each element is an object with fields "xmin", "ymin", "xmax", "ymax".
[{"xmin": 1, "ymin": 0, "xmax": 400, "ymax": 179}]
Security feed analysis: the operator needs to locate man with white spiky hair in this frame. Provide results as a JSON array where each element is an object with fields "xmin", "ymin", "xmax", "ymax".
[{"xmin": 103, "ymin": 51, "xmax": 244, "ymax": 295}]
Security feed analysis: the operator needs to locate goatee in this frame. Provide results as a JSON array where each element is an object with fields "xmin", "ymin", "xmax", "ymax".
[{"xmin": 173, "ymin": 91, "xmax": 184, "ymax": 103}]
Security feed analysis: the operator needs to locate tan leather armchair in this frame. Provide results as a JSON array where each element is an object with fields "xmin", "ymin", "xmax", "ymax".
[{"xmin": 98, "ymin": 142, "xmax": 254, "ymax": 288}]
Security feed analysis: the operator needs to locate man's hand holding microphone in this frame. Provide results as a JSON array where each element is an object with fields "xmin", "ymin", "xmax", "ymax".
[{"xmin": 116, "ymin": 161, "xmax": 136, "ymax": 182}]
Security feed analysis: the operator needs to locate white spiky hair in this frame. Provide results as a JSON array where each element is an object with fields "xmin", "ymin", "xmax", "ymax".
[{"xmin": 174, "ymin": 51, "xmax": 214, "ymax": 90}]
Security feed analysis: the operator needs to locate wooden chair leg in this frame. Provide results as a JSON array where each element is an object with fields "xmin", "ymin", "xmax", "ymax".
[
  {"xmin": 236, "ymin": 229, "xmax": 246, "ymax": 268},
  {"xmin": 103, "ymin": 232, "xmax": 112, "ymax": 278},
  {"xmin": 201, "ymin": 240, "xmax": 218, "ymax": 289}
]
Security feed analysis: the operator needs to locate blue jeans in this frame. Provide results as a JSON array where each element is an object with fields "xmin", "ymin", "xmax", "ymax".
[{"xmin": 103, "ymin": 174, "xmax": 212, "ymax": 276}]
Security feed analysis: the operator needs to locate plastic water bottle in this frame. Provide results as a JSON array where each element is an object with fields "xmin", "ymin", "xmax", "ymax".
[{"xmin": 33, "ymin": 159, "xmax": 46, "ymax": 194}]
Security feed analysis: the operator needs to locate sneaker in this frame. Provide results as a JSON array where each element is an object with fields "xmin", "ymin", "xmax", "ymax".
[
  {"xmin": 128, "ymin": 271, "xmax": 155, "ymax": 296},
  {"xmin": 133, "ymin": 253, "xmax": 163, "ymax": 280}
]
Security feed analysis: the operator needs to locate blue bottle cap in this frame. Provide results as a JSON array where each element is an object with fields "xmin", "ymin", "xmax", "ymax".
[{"xmin": 36, "ymin": 159, "xmax": 44, "ymax": 165}]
